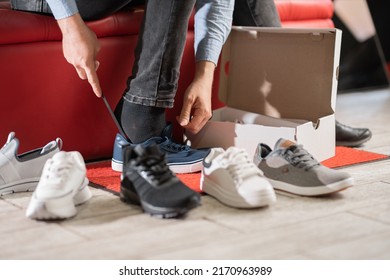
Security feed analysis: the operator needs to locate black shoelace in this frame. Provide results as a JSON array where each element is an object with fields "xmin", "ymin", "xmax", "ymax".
[{"xmin": 135, "ymin": 154, "xmax": 174, "ymax": 186}]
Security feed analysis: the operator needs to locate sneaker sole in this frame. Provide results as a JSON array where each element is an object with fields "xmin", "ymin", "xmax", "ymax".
[
  {"xmin": 112, "ymin": 159, "xmax": 203, "ymax": 174},
  {"xmin": 26, "ymin": 178, "xmax": 92, "ymax": 220},
  {"xmin": 201, "ymin": 176, "xmax": 276, "ymax": 208},
  {"xmin": 269, "ymin": 177, "xmax": 354, "ymax": 196},
  {"xmin": 0, "ymin": 178, "xmax": 40, "ymax": 196},
  {"xmin": 120, "ymin": 185, "xmax": 200, "ymax": 218}
]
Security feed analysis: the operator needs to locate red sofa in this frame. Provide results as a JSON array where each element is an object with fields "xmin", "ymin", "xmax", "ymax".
[{"xmin": 0, "ymin": 0, "xmax": 334, "ymax": 161}]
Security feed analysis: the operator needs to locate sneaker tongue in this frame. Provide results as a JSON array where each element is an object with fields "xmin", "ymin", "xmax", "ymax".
[
  {"xmin": 134, "ymin": 144, "xmax": 161, "ymax": 157},
  {"xmin": 274, "ymin": 138, "xmax": 296, "ymax": 150},
  {"xmin": 52, "ymin": 151, "xmax": 67, "ymax": 161},
  {"xmin": 134, "ymin": 145, "xmax": 146, "ymax": 156}
]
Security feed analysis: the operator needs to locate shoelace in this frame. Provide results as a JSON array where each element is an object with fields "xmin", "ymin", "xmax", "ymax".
[
  {"xmin": 218, "ymin": 148, "xmax": 262, "ymax": 185},
  {"xmin": 161, "ymin": 137, "xmax": 189, "ymax": 152},
  {"xmin": 44, "ymin": 158, "xmax": 73, "ymax": 186},
  {"xmin": 135, "ymin": 153, "xmax": 174, "ymax": 186},
  {"xmin": 283, "ymin": 145, "xmax": 320, "ymax": 171}
]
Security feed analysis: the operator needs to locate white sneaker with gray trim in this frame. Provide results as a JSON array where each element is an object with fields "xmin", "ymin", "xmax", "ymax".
[
  {"xmin": 0, "ymin": 132, "xmax": 62, "ymax": 196},
  {"xmin": 201, "ymin": 147, "xmax": 276, "ymax": 208},
  {"xmin": 254, "ymin": 138, "xmax": 354, "ymax": 196},
  {"xmin": 26, "ymin": 151, "xmax": 92, "ymax": 220}
]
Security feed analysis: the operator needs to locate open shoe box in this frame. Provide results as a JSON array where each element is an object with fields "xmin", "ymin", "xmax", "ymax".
[{"xmin": 186, "ymin": 27, "xmax": 342, "ymax": 161}]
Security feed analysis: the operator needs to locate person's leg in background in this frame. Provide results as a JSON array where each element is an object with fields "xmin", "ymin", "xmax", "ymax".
[
  {"xmin": 233, "ymin": 0, "xmax": 372, "ymax": 147},
  {"xmin": 233, "ymin": 0, "xmax": 281, "ymax": 27},
  {"xmin": 75, "ymin": 0, "xmax": 143, "ymax": 20}
]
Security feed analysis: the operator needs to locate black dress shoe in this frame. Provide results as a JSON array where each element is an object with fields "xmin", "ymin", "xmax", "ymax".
[{"xmin": 335, "ymin": 121, "xmax": 372, "ymax": 147}]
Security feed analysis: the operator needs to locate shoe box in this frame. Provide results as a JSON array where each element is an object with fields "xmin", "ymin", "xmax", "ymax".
[{"xmin": 186, "ymin": 27, "xmax": 342, "ymax": 161}]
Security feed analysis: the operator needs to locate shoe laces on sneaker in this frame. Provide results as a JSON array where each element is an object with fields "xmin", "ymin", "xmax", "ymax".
[
  {"xmin": 44, "ymin": 157, "xmax": 73, "ymax": 187},
  {"xmin": 134, "ymin": 151, "xmax": 176, "ymax": 186},
  {"xmin": 218, "ymin": 148, "xmax": 262, "ymax": 185},
  {"xmin": 160, "ymin": 137, "xmax": 190, "ymax": 152},
  {"xmin": 283, "ymin": 145, "xmax": 320, "ymax": 171}
]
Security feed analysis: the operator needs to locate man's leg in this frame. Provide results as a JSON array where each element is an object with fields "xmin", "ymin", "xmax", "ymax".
[{"xmin": 116, "ymin": 0, "xmax": 196, "ymax": 143}]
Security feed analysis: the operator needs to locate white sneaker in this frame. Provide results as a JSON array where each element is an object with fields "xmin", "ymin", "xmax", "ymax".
[
  {"xmin": 201, "ymin": 147, "xmax": 276, "ymax": 208},
  {"xmin": 0, "ymin": 132, "xmax": 62, "ymax": 196},
  {"xmin": 26, "ymin": 151, "xmax": 92, "ymax": 220}
]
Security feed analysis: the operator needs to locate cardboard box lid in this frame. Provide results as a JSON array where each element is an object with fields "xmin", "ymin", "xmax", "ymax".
[{"xmin": 219, "ymin": 27, "xmax": 342, "ymax": 123}]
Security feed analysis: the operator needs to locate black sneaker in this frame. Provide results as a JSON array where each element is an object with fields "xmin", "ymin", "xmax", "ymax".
[{"xmin": 120, "ymin": 144, "xmax": 201, "ymax": 218}]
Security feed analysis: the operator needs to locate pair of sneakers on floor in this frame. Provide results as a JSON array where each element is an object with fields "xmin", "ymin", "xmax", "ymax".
[
  {"xmin": 0, "ymin": 132, "xmax": 92, "ymax": 220},
  {"xmin": 201, "ymin": 139, "xmax": 354, "ymax": 209}
]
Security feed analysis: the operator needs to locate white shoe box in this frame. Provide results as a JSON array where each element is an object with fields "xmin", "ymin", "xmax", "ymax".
[{"xmin": 186, "ymin": 27, "xmax": 342, "ymax": 161}]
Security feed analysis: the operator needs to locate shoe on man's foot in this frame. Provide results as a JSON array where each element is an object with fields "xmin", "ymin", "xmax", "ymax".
[
  {"xmin": 112, "ymin": 123, "xmax": 209, "ymax": 174},
  {"xmin": 201, "ymin": 147, "xmax": 276, "ymax": 208},
  {"xmin": 0, "ymin": 132, "xmax": 62, "ymax": 196},
  {"xmin": 336, "ymin": 121, "xmax": 372, "ymax": 147},
  {"xmin": 254, "ymin": 139, "xmax": 354, "ymax": 196},
  {"xmin": 120, "ymin": 144, "xmax": 201, "ymax": 218},
  {"xmin": 26, "ymin": 151, "xmax": 92, "ymax": 220}
]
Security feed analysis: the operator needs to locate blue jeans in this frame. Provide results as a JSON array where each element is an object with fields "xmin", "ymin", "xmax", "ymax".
[{"xmin": 123, "ymin": 0, "xmax": 196, "ymax": 108}]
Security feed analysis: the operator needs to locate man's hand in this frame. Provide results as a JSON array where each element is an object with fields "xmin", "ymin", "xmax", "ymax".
[
  {"xmin": 177, "ymin": 61, "xmax": 215, "ymax": 134},
  {"xmin": 57, "ymin": 13, "xmax": 102, "ymax": 97}
]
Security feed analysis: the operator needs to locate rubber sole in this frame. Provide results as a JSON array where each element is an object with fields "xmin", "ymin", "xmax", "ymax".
[
  {"xmin": 268, "ymin": 177, "xmax": 354, "ymax": 196},
  {"xmin": 112, "ymin": 159, "xmax": 203, "ymax": 174},
  {"xmin": 0, "ymin": 178, "xmax": 40, "ymax": 196},
  {"xmin": 120, "ymin": 184, "xmax": 200, "ymax": 219},
  {"xmin": 201, "ymin": 176, "xmax": 276, "ymax": 208}
]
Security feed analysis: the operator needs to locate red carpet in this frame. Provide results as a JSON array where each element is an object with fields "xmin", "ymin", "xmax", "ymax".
[{"xmin": 86, "ymin": 147, "xmax": 389, "ymax": 194}]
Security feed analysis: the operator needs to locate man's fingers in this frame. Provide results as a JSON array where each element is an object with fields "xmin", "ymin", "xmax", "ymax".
[
  {"xmin": 184, "ymin": 114, "xmax": 208, "ymax": 134},
  {"xmin": 75, "ymin": 66, "xmax": 87, "ymax": 80},
  {"xmin": 178, "ymin": 99, "xmax": 193, "ymax": 127},
  {"xmin": 85, "ymin": 63, "xmax": 102, "ymax": 97}
]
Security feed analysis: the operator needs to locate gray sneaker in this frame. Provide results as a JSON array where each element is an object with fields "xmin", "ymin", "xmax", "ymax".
[
  {"xmin": 254, "ymin": 139, "xmax": 354, "ymax": 196},
  {"xmin": 0, "ymin": 132, "xmax": 62, "ymax": 196}
]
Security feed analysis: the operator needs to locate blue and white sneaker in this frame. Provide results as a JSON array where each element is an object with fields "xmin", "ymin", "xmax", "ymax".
[{"xmin": 111, "ymin": 123, "xmax": 209, "ymax": 174}]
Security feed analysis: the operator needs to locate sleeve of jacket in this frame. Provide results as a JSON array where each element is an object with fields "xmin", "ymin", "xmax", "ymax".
[
  {"xmin": 45, "ymin": 0, "xmax": 79, "ymax": 19},
  {"xmin": 194, "ymin": 0, "xmax": 234, "ymax": 65}
]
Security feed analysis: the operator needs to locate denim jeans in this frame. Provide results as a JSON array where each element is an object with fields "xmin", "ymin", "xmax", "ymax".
[
  {"xmin": 124, "ymin": 0, "xmax": 196, "ymax": 108},
  {"xmin": 233, "ymin": 0, "xmax": 281, "ymax": 27},
  {"xmin": 12, "ymin": 0, "xmax": 195, "ymax": 109}
]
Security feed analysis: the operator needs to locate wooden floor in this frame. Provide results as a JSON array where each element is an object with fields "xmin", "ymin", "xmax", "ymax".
[{"xmin": 1, "ymin": 89, "xmax": 390, "ymax": 260}]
